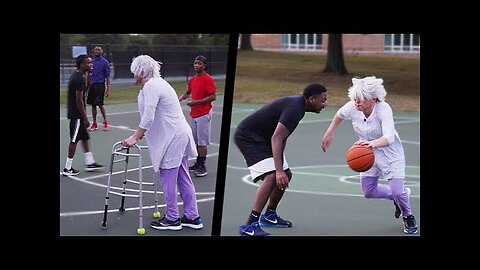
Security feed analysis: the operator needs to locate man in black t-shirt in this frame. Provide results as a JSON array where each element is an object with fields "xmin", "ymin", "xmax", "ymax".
[
  {"xmin": 62, "ymin": 54, "xmax": 104, "ymax": 176},
  {"xmin": 234, "ymin": 83, "xmax": 328, "ymax": 236}
]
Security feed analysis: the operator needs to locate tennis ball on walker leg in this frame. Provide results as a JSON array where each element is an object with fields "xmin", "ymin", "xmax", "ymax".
[
  {"xmin": 137, "ymin": 228, "xmax": 145, "ymax": 235},
  {"xmin": 153, "ymin": 212, "xmax": 161, "ymax": 218}
]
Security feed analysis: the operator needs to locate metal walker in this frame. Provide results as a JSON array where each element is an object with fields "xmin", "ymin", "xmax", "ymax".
[{"xmin": 100, "ymin": 141, "xmax": 161, "ymax": 235}]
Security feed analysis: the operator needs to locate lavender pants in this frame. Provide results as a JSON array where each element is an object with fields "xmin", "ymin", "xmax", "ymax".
[
  {"xmin": 361, "ymin": 176, "xmax": 412, "ymax": 217},
  {"xmin": 159, "ymin": 156, "xmax": 200, "ymax": 221}
]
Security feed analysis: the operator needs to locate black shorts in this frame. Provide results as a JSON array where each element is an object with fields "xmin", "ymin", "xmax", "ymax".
[
  {"xmin": 69, "ymin": 118, "xmax": 89, "ymax": 143},
  {"xmin": 234, "ymin": 126, "xmax": 272, "ymax": 167},
  {"xmin": 234, "ymin": 126, "xmax": 290, "ymax": 182},
  {"xmin": 87, "ymin": 83, "xmax": 106, "ymax": 106}
]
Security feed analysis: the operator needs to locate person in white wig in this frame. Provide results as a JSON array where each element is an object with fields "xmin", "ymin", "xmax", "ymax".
[
  {"xmin": 123, "ymin": 55, "xmax": 203, "ymax": 231},
  {"xmin": 322, "ymin": 76, "xmax": 418, "ymax": 234}
]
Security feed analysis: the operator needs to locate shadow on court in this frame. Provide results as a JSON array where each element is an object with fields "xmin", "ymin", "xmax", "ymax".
[
  {"xmin": 59, "ymin": 96, "xmax": 224, "ymax": 236},
  {"xmin": 221, "ymin": 103, "xmax": 420, "ymax": 236}
]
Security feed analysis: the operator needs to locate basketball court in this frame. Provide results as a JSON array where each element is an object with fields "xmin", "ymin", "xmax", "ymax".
[
  {"xmin": 220, "ymin": 103, "xmax": 420, "ymax": 236},
  {"xmin": 60, "ymin": 97, "xmax": 420, "ymax": 236},
  {"xmin": 59, "ymin": 96, "xmax": 224, "ymax": 236}
]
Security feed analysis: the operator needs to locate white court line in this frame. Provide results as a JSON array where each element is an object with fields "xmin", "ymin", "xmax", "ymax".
[
  {"xmin": 299, "ymin": 117, "xmax": 419, "ymax": 124},
  {"xmin": 60, "ymin": 197, "xmax": 214, "ymax": 217},
  {"xmin": 231, "ymin": 108, "xmax": 255, "ymax": 113},
  {"xmin": 60, "ymin": 172, "xmax": 215, "ymax": 196},
  {"xmin": 60, "ymin": 151, "xmax": 219, "ymax": 217},
  {"xmin": 60, "ymin": 105, "xmax": 223, "ymax": 121},
  {"xmin": 339, "ymin": 174, "xmax": 420, "ymax": 187},
  {"xmin": 401, "ymin": 140, "xmax": 420, "ymax": 145},
  {"xmin": 228, "ymin": 164, "xmax": 420, "ymax": 198},
  {"xmin": 60, "ymin": 151, "xmax": 219, "ymax": 183},
  {"xmin": 231, "ymin": 119, "xmax": 419, "ymax": 128},
  {"xmin": 59, "ymin": 110, "xmax": 140, "ymax": 120},
  {"xmin": 230, "ymin": 116, "xmax": 420, "ymax": 145}
]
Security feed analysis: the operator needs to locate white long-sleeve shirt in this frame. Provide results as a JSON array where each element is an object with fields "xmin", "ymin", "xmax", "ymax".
[
  {"xmin": 138, "ymin": 77, "xmax": 197, "ymax": 171},
  {"xmin": 337, "ymin": 100, "xmax": 405, "ymax": 178}
]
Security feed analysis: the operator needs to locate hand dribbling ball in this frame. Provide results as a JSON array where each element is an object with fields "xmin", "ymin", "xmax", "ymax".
[{"xmin": 346, "ymin": 144, "xmax": 374, "ymax": 172}]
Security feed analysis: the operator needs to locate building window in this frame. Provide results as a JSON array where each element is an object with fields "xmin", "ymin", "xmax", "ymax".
[
  {"xmin": 282, "ymin": 34, "xmax": 322, "ymax": 50},
  {"xmin": 384, "ymin": 34, "xmax": 420, "ymax": 52}
]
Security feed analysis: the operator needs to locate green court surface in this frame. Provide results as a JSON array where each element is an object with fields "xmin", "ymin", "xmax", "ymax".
[{"xmin": 221, "ymin": 103, "xmax": 420, "ymax": 236}]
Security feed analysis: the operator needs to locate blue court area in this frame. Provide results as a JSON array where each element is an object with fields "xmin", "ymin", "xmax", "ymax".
[
  {"xmin": 59, "ymin": 96, "xmax": 224, "ymax": 236},
  {"xmin": 221, "ymin": 103, "xmax": 420, "ymax": 236}
]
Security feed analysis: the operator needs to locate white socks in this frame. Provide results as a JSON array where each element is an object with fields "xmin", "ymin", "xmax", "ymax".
[
  {"xmin": 65, "ymin": 158, "xmax": 73, "ymax": 170},
  {"xmin": 85, "ymin": 152, "xmax": 95, "ymax": 165}
]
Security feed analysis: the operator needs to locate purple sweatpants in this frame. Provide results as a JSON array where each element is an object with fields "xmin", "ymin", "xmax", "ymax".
[
  {"xmin": 159, "ymin": 156, "xmax": 200, "ymax": 221},
  {"xmin": 360, "ymin": 176, "xmax": 412, "ymax": 217}
]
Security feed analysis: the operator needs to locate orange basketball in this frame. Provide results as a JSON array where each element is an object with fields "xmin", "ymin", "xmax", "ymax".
[{"xmin": 346, "ymin": 144, "xmax": 374, "ymax": 172}]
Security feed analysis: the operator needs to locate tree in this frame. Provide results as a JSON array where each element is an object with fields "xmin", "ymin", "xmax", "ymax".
[
  {"xmin": 323, "ymin": 34, "xmax": 348, "ymax": 75},
  {"xmin": 152, "ymin": 34, "xmax": 199, "ymax": 45},
  {"xmin": 198, "ymin": 34, "xmax": 229, "ymax": 45},
  {"xmin": 239, "ymin": 34, "xmax": 253, "ymax": 50},
  {"xmin": 82, "ymin": 34, "xmax": 128, "ymax": 46}
]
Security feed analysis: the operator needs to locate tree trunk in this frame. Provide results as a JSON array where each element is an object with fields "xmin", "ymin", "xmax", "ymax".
[
  {"xmin": 323, "ymin": 34, "xmax": 348, "ymax": 75},
  {"xmin": 240, "ymin": 34, "xmax": 253, "ymax": 50}
]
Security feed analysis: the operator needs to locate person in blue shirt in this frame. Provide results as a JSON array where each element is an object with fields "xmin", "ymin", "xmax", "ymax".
[{"xmin": 87, "ymin": 46, "xmax": 111, "ymax": 131}]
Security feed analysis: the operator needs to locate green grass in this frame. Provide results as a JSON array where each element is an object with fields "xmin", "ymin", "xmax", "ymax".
[
  {"xmin": 60, "ymin": 80, "xmax": 225, "ymax": 108},
  {"xmin": 233, "ymin": 50, "xmax": 420, "ymax": 112},
  {"xmin": 60, "ymin": 51, "xmax": 419, "ymax": 112}
]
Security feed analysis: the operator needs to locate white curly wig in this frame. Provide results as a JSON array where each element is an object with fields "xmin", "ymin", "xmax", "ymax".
[
  {"xmin": 130, "ymin": 55, "xmax": 162, "ymax": 80},
  {"xmin": 347, "ymin": 76, "xmax": 387, "ymax": 102}
]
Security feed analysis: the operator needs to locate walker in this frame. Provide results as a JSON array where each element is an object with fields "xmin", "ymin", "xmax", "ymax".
[{"xmin": 100, "ymin": 141, "xmax": 161, "ymax": 235}]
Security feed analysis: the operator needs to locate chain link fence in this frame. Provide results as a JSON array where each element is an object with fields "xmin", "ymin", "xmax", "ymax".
[{"xmin": 60, "ymin": 44, "xmax": 229, "ymax": 84}]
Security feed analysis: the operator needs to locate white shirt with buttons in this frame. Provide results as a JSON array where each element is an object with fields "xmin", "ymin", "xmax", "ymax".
[{"xmin": 337, "ymin": 100, "xmax": 406, "ymax": 179}]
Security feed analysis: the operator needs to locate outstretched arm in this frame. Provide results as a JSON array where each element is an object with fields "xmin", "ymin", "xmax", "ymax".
[
  {"xmin": 322, "ymin": 115, "xmax": 344, "ymax": 152},
  {"xmin": 179, "ymin": 88, "xmax": 191, "ymax": 101}
]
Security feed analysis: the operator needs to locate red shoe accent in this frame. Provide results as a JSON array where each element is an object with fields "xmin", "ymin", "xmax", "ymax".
[{"xmin": 88, "ymin": 123, "xmax": 98, "ymax": 131}]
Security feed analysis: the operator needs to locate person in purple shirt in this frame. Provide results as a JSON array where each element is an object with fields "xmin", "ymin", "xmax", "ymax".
[{"xmin": 87, "ymin": 46, "xmax": 111, "ymax": 131}]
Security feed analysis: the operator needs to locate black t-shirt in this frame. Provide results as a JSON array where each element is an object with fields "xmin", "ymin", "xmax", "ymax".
[
  {"xmin": 67, "ymin": 71, "xmax": 87, "ymax": 119},
  {"xmin": 237, "ymin": 96, "xmax": 306, "ymax": 140}
]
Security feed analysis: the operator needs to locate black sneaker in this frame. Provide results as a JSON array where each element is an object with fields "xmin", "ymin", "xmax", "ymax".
[
  {"xmin": 194, "ymin": 164, "xmax": 208, "ymax": 177},
  {"xmin": 402, "ymin": 214, "xmax": 418, "ymax": 234},
  {"xmin": 150, "ymin": 216, "xmax": 182, "ymax": 231},
  {"xmin": 394, "ymin": 187, "xmax": 410, "ymax": 218},
  {"xmin": 189, "ymin": 163, "xmax": 198, "ymax": 172},
  {"xmin": 393, "ymin": 200, "xmax": 401, "ymax": 219},
  {"xmin": 85, "ymin": 163, "xmax": 104, "ymax": 172},
  {"xmin": 180, "ymin": 216, "xmax": 204, "ymax": 230},
  {"xmin": 63, "ymin": 167, "xmax": 80, "ymax": 176}
]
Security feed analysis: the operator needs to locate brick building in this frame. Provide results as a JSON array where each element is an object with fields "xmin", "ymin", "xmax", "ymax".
[{"xmin": 244, "ymin": 34, "xmax": 420, "ymax": 54}]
